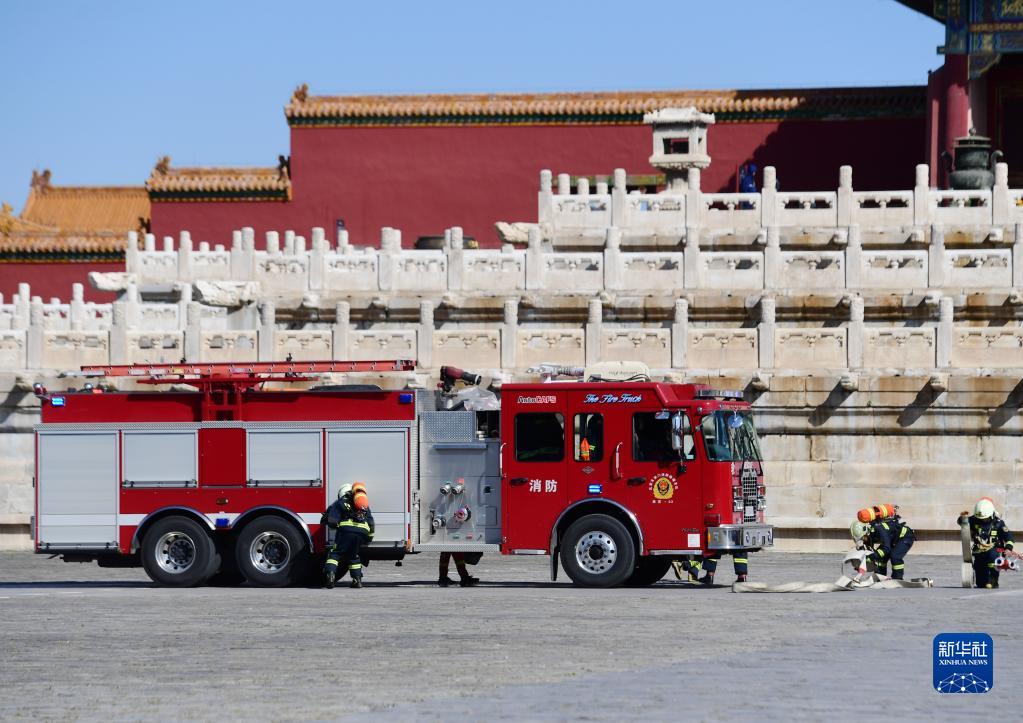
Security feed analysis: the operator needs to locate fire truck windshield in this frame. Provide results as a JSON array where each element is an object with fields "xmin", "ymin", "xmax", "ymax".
[{"xmin": 700, "ymin": 411, "xmax": 762, "ymax": 462}]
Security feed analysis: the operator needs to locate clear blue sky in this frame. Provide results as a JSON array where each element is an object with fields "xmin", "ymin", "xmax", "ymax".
[{"xmin": 0, "ymin": 0, "xmax": 942, "ymax": 212}]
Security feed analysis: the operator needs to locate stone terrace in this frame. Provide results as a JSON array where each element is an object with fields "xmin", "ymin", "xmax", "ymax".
[{"xmin": 1, "ymin": 161, "xmax": 1022, "ymax": 550}]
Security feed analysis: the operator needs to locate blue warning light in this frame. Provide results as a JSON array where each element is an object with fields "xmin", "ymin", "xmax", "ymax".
[{"xmin": 51, "ymin": 396, "xmax": 65, "ymax": 407}]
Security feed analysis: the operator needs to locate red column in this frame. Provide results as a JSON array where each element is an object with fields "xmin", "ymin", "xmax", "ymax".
[
  {"xmin": 940, "ymin": 54, "xmax": 970, "ymax": 187},
  {"xmin": 926, "ymin": 67, "xmax": 943, "ymax": 186}
]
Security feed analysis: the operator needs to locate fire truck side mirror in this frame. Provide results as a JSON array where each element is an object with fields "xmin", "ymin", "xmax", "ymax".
[{"xmin": 670, "ymin": 413, "xmax": 684, "ymax": 451}]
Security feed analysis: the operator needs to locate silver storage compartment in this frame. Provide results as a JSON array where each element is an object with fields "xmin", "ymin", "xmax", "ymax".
[
  {"xmin": 327, "ymin": 428, "xmax": 411, "ymax": 545},
  {"xmin": 37, "ymin": 431, "xmax": 119, "ymax": 549}
]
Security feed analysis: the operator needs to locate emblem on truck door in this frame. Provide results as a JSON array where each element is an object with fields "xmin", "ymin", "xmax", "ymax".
[{"xmin": 649, "ymin": 473, "xmax": 678, "ymax": 503}]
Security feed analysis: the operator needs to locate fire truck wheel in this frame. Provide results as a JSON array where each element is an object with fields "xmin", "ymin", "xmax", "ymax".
[
  {"xmin": 235, "ymin": 517, "xmax": 306, "ymax": 587},
  {"xmin": 625, "ymin": 557, "xmax": 673, "ymax": 587},
  {"xmin": 560, "ymin": 514, "xmax": 636, "ymax": 587},
  {"xmin": 141, "ymin": 516, "xmax": 216, "ymax": 587}
]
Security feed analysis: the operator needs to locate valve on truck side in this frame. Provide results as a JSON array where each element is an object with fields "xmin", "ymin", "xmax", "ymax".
[{"xmin": 429, "ymin": 506, "xmax": 447, "ymax": 533}]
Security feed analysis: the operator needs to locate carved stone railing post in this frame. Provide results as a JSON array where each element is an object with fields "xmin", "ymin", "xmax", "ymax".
[
  {"xmin": 378, "ymin": 227, "xmax": 401, "ymax": 291},
  {"xmin": 27, "ymin": 297, "xmax": 44, "ymax": 369},
  {"xmin": 837, "ymin": 165, "xmax": 853, "ymax": 227},
  {"xmin": 265, "ymin": 230, "xmax": 280, "ymax": 255},
  {"xmin": 447, "ymin": 227, "xmax": 465, "ymax": 290},
  {"xmin": 1013, "ymin": 222, "xmax": 1023, "ymax": 288},
  {"xmin": 502, "ymin": 298, "xmax": 519, "ymax": 369},
  {"xmin": 176, "ymin": 283, "xmax": 192, "ymax": 333},
  {"xmin": 231, "ymin": 227, "xmax": 255, "ymax": 282},
  {"xmin": 928, "ymin": 224, "xmax": 947, "ymax": 288},
  {"xmin": 758, "ymin": 296, "xmax": 776, "ymax": 369},
  {"xmin": 993, "ymin": 162, "xmax": 1010, "ymax": 227},
  {"xmin": 557, "ymin": 172, "xmax": 571, "ymax": 196},
  {"xmin": 913, "ymin": 164, "xmax": 930, "ymax": 227},
  {"xmin": 258, "ymin": 301, "xmax": 275, "ymax": 361},
  {"xmin": 125, "ymin": 231, "xmax": 140, "ymax": 275},
  {"xmin": 177, "ymin": 231, "xmax": 193, "ymax": 281},
  {"xmin": 418, "ymin": 300, "xmax": 434, "ymax": 369},
  {"xmin": 184, "ymin": 300, "xmax": 202, "ymax": 362},
  {"xmin": 110, "ymin": 299, "xmax": 127, "ymax": 365},
  {"xmin": 848, "ymin": 296, "xmax": 865, "ymax": 368},
  {"xmin": 761, "ymin": 166, "xmax": 777, "ymax": 228},
  {"xmin": 611, "ymin": 168, "xmax": 626, "ymax": 227},
  {"xmin": 671, "ymin": 297, "xmax": 688, "ymax": 368},
  {"xmin": 763, "ymin": 226, "xmax": 782, "ymax": 289},
  {"xmin": 332, "ymin": 301, "xmax": 351, "ymax": 360},
  {"xmin": 846, "ymin": 224, "xmax": 862, "ymax": 288},
  {"xmin": 525, "ymin": 226, "xmax": 543, "ymax": 290},
  {"xmin": 603, "ymin": 227, "xmax": 623, "ymax": 290},
  {"xmin": 13, "ymin": 284, "xmax": 30, "ymax": 330},
  {"xmin": 685, "ymin": 167, "xmax": 703, "ymax": 229},
  {"xmin": 585, "ymin": 298, "xmax": 602, "ymax": 365},
  {"xmin": 684, "ymin": 225, "xmax": 702, "ymax": 289},
  {"xmin": 309, "ymin": 226, "xmax": 326, "ymax": 291},
  {"xmin": 69, "ymin": 283, "xmax": 85, "ymax": 332},
  {"xmin": 538, "ymin": 170, "xmax": 554, "ymax": 230},
  {"xmin": 937, "ymin": 296, "xmax": 953, "ymax": 368}
]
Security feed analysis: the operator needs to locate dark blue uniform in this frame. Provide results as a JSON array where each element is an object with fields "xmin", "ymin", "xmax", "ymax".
[
  {"xmin": 865, "ymin": 517, "xmax": 914, "ymax": 579},
  {"xmin": 961, "ymin": 514, "xmax": 1015, "ymax": 589},
  {"xmin": 699, "ymin": 553, "xmax": 748, "ymax": 580},
  {"xmin": 322, "ymin": 496, "xmax": 374, "ymax": 587}
]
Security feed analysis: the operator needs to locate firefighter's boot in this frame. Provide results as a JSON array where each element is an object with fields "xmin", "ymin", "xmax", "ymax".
[
  {"xmin": 736, "ymin": 573, "xmax": 748, "ymax": 583},
  {"xmin": 350, "ymin": 577, "xmax": 362, "ymax": 589},
  {"xmin": 438, "ymin": 575, "xmax": 455, "ymax": 587},
  {"xmin": 700, "ymin": 572, "xmax": 715, "ymax": 586},
  {"xmin": 459, "ymin": 574, "xmax": 479, "ymax": 587},
  {"xmin": 324, "ymin": 569, "xmax": 336, "ymax": 589}
]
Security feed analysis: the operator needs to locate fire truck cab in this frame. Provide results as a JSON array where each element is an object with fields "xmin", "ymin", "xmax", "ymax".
[
  {"xmin": 498, "ymin": 379, "xmax": 771, "ymax": 586},
  {"xmin": 32, "ymin": 360, "xmax": 772, "ymax": 588}
]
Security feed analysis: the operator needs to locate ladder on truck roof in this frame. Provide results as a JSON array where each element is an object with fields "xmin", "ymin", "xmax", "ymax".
[
  {"xmin": 69, "ymin": 359, "xmax": 417, "ymax": 421},
  {"xmin": 75, "ymin": 359, "xmax": 416, "ymax": 379}
]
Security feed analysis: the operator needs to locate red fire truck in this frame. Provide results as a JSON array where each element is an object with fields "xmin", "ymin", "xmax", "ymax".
[{"xmin": 31, "ymin": 360, "xmax": 772, "ymax": 588}]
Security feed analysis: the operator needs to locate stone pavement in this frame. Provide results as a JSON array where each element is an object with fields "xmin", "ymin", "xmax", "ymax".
[{"xmin": 0, "ymin": 551, "xmax": 1019, "ymax": 720}]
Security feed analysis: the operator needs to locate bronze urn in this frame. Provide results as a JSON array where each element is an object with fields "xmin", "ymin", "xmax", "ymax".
[{"xmin": 941, "ymin": 129, "xmax": 1003, "ymax": 190}]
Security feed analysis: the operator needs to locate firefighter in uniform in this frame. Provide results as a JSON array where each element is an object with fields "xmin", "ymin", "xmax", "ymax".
[
  {"xmin": 322, "ymin": 483, "xmax": 374, "ymax": 589},
  {"xmin": 683, "ymin": 554, "xmax": 747, "ymax": 584},
  {"xmin": 849, "ymin": 514, "xmax": 914, "ymax": 579},
  {"xmin": 959, "ymin": 498, "xmax": 1015, "ymax": 589}
]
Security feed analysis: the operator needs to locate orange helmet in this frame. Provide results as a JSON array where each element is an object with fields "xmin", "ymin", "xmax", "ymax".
[{"xmin": 352, "ymin": 483, "xmax": 370, "ymax": 511}]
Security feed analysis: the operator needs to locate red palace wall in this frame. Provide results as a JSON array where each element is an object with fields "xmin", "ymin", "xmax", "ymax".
[
  {"xmin": 150, "ymin": 116, "xmax": 926, "ymax": 249},
  {"xmin": 0, "ymin": 263, "xmax": 123, "ymax": 303}
]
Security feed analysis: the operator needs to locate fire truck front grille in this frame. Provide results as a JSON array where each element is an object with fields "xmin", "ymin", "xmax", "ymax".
[{"xmin": 740, "ymin": 465, "xmax": 758, "ymax": 522}]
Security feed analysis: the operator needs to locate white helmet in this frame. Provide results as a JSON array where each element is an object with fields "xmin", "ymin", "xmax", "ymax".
[
  {"xmin": 849, "ymin": 520, "xmax": 870, "ymax": 540},
  {"xmin": 338, "ymin": 483, "xmax": 353, "ymax": 500},
  {"xmin": 974, "ymin": 497, "xmax": 996, "ymax": 519}
]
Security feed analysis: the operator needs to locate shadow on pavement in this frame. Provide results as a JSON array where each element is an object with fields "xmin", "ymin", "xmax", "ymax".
[{"xmin": 0, "ymin": 581, "xmax": 153, "ymax": 589}]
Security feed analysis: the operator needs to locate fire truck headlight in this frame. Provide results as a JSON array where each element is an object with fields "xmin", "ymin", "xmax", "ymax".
[
  {"xmin": 756, "ymin": 498, "xmax": 767, "ymax": 511},
  {"xmin": 733, "ymin": 497, "xmax": 743, "ymax": 512}
]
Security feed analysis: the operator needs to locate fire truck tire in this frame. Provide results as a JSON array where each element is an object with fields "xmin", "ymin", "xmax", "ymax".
[
  {"xmin": 235, "ymin": 517, "xmax": 307, "ymax": 587},
  {"xmin": 141, "ymin": 516, "xmax": 217, "ymax": 587},
  {"xmin": 625, "ymin": 557, "xmax": 673, "ymax": 587},
  {"xmin": 559, "ymin": 514, "xmax": 637, "ymax": 587}
]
